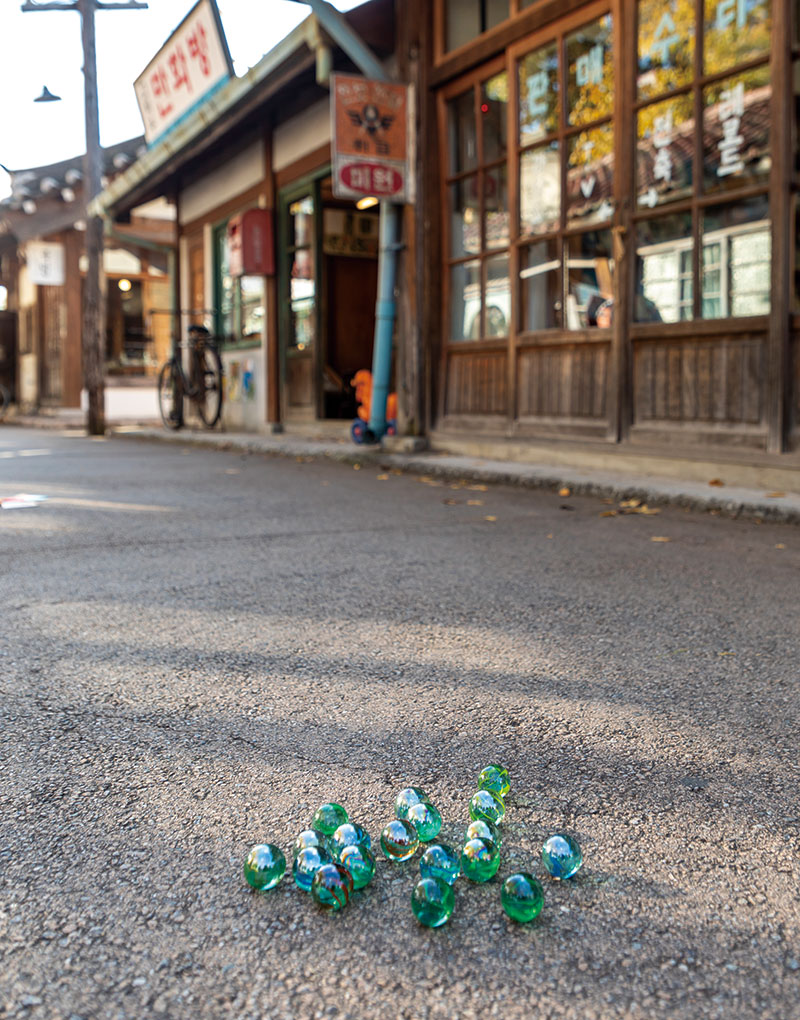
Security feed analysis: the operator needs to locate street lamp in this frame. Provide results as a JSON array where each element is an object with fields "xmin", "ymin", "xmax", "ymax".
[{"xmin": 22, "ymin": 0, "xmax": 148, "ymax": 436}]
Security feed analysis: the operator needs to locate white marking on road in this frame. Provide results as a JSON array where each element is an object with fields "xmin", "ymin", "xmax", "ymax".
[{"xmin": 19, "ymin": 449, "xmax": 51, "ymax": 457}]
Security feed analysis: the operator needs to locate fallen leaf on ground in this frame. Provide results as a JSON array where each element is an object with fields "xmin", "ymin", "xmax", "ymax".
[
  {"xmin": 467, "ymin": 499, "xmax": 484, "ymax": 506},
  {"xmin": 353, "ymin": 464, "xmax": 361, "ymax": 470},
  {"xmin": 376, "ymin": 474, "xmax": 389, "ymax": 481},
  {"xmin": 418, "ymin": 475, "xmax": 434, "ymax": 483},
  {"xmin": 776, "ymin": 543, "xmax": 786, "ymax": 549},
  {"xmin": 390, "ymin": 469, "xmax": 403, "ymax": 476},
  {"xmin": 600, "ymin": 510, "xmax": 617, "ymax": 517},
  {"xmin": 718, "ymin": 651, "xmax": 735, "ymax": 656},
  {"xmin": 637, "ymin": 505, "xmax": 661, "ymax": 515},
  {"xmin": 620, "ymin": 498, "xmax": 641, "ymax": 509},
  {"xmin": 766, "ymin": 492, "xmax": 786, "ymax": 499},
  {"xmin": 559, "ymin": 487, "xmax": 571, "ymax": 497},
  {"xmin": 651, "ymin": 535, "xmax": 671, "ymax": 542},
  {"xmin": 602, "ymin": 497, "xmax": 615, "ymax": 504},
  {"xmin": 708, "ymin": 478, "xmax": 724, "ymax": 487},
  {"xmin": 469, "ymin": 484, "xmax": 488, "ymax": 492},
  {"xmin": 547, "ymin": 533, "xmax": 554, "ymax": 539},
  {"xmin": 443, "ymin": 498, "xmax": 459, "ymax": 506},
  {"xmin": 484, "ymin": 515, "xmax": 497, "ymax": 522}
]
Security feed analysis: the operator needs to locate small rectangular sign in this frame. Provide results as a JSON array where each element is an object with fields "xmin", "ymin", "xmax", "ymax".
[
  {"xmin": 26, "ymin": 242, "xmax": 65, "ymax": 286},
  {"xmin": 331, "ymin": 74, "xmax": 414, "ymax": 204},
  {"xmin": 134, "ymin": 0, "xmax": 233, "ymax": 145}
]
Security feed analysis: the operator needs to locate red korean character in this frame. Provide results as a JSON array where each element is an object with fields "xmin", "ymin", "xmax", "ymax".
[
  {"xmin": 150, "ymin": 65, "xmax": 173, "ymax": 118},
  {"xmin": 187, "ymin": 23, "xmax": 211, "ymax": 76},
  {"xmin": 168, "ymin": 44, "xmax": 192, "ymax": 93}
]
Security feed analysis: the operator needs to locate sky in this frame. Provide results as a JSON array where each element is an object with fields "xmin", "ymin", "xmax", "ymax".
[{"xmin": 0, "ymin": 0, "xmax": 365, "ymax": 197}]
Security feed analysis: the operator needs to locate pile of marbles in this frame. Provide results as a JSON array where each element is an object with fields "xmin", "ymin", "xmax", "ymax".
[{"xmin": 242, "ymin": 764, "xmax": 583, "ymax": 928}]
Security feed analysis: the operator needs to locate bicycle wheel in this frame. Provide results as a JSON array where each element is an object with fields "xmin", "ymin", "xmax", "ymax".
[
  {"xmin": 196, "ymin": 345, "xmax": 223, "ymax": 428},
  {"xmin": 158, "ymin": 359, "xmax": 184, "ymax": 430}
]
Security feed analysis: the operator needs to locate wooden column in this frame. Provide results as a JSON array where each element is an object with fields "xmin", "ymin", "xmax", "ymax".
[
  {"xmin": 264, "ymin": 125, "xmax": 281, "ymax": 428},
  {"xmin": 767, "ymin": 0, "xmax": 793, "ymax": 453}
]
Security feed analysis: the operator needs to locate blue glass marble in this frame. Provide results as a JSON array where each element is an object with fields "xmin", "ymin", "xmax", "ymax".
[
  {"xmin": 460, "ymin": 837, "xmax": 500, "ymax": 883},
  {"xmin": 406, "ymin": 801, "xmax": 442, "ymax": 842},
  {"xmin": 542, "ymin": 833, "xmax": 583, "ymax": 880},
  {"xmin": 292, "ymin": 846, "xmax": 332, "ymax": 891},
  {"xmin": 469, "ymin": 789, "xmax": 506, "ymax": 825},
  {"xmin": 419, "ymin": 843, "xmax": 460, "ymax": 886},
  {"xmin": 465, "ymin": 818, "xmax": 502, "ymax": 849},
  {"xmin": 243, "ymin": 843, "xmax": 286, "ymax": 891},
  {"xmin": 311, "ymin": 862, "xmax": 354, "ymax": 911},
  {"xmin": 411, "ymin": 877, "xmax": 455, "ymax": 927},
  {"xmin": 380, "ymin": 818, "xmax": 419, "ymax": 861},
  {"xmin": 312, "ymin": 803, "xmax": 349, "ymax": 836},
  {"xmin": 478, "ymin": 764, "xmax": 510, "ymax": 798},
  {"xmin": 339, "ymin": 844, "xmax": 377, "ymax": 890},
  {"xmin": 292, "ymin": 829, "xmax": 326, "ymax": 859},
  {"xmin": 328, "ymin": 822, "xmax": 372, "ymax": 861},
  {"xmin": 395, "ymin": 787, "xmax": 432, "ymax": 820}
]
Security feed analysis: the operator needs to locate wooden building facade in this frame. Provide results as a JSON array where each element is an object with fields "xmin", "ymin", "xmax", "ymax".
[{"xmin": 417, "ymin": 0, "xmax": 798, "ymax": 454}]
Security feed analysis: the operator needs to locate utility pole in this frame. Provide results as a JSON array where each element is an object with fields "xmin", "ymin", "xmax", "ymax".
[{"xmin": 22, "ymin": 0, "xmax": 147, "ymax": 436}]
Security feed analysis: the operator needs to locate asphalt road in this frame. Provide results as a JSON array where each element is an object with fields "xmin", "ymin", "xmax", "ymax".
[{"xmin": 1, "ymin": 426, "xmax": 798, "ymax": 1020}]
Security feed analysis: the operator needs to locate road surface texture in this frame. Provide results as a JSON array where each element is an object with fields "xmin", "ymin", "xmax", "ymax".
[{"xmin": 1, "ymin": 426, "xmax": 798, "ymax": 1020}]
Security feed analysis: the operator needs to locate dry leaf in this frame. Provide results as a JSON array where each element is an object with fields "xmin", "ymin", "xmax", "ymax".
[
  {"xmin": 718, "ymin": 651, "xmax": 735, "ymax": 657},
  {"xmin": 547, "ymin": 533, "xmax": 554, "ymax": 539},
  {"xmin": 391, "ymin": 469, "xmax": 403, "ymax": 476},
  {"xmin": 467, "ymin": 499, "xmax": 483, "ymax": 506},
  {"xmin": 602, "ymin": 498, "xmax": 615, "ymax": 505},
  {"xmin": 766, "ymin": 492, "xmax": 786, "ymax": 499},
  {"xmin": 600, "ymin": 510, "xmax": 617, "ymax": 517},
  {"xmin": 620, "ymin": 498, "xmax": 641, "ymax": 509},
  {"xmin": 776, "ymin": 543, "xmax": 786, "ymax": 549},
  {"xmin": 353, "ymin": 463, "xmax": 361, "ymax": 470},
  {"xmin": 469, "ymin": 484, "xmax": 488, "ymax": 492},
  {"xmin": 418, "ymin": 475, "xmax": 434, "ymax": 483},
  {"xmin": 484, "ymin": 515, "xmax": 497, "ymax": 522},
  {"xmin": 376, "ymin": 474, "xmax": 389, "ymax": 481},
  {"xmin": 443, "ymin": 498, "xmax": 458, "ymax": 506},
  {"xmin": 558, "ymin": 487, "xmax": 571, "ymax": 497},
  {"xmin": 651, "ymin": 536, "xmax": 671, "ymax": 542},
  {"xmin": 708, "ymin": 478, "xmax": 724, "ymax": 487},
  {"xmin": 638, "ymin": 505, "xmax": 661, "ymax": 516}
]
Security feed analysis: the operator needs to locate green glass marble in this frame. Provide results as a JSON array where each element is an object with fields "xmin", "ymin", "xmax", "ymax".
[
  {"xmin": 460, "ymin": 837, "xmax": 500, "ymax": 883},
  {"xmin": 292, "ymin": 846, "xmax": 332, "ymax": 891},
  {"xmin": 329, "ymin": 822, "xmax": 372, "ymax": 860},
  {"xmin": 243, "ymin": 843, "xmax": 286, "ymax": 891},
  {"xmin": 380, "ymin": 818, "xmax": 420, "ymax": 861},
  {"xmin": 310, "ymin": 862, "xmax": 354, "ymax": 911},
  {"xmin": 394, "ymin": 787, "xmax": 432, "ymax": 820},
  {"xmin": 312, "ymin": 802, "xmax": 349, "ymax": 836},
  {"xmin": 469, "ymin": 789, "xmax": 506, "ymax": 826},
  {"xmin": 465, "ymin": 818, "xmax": 502, "ymax": 849},
  {"xmin": 339, "ymin": 844, "xmax": 377, "ymax": 890},
  {"xmin": 411, "ymin": 876, "xmax": 455, "ymax": 928},
  {"xmin": 419, "ymin": 843, "xmax": 460, "ymax": 886},
  {"xmin": 542, "ymin": 833, "xmax": 583, "ymax": 880},
  {"xmin": 478, "ymin": 763, "xmax": 510, "ymax": 798},
  {"xmin": 406, "ymin": 801, "xmax": 442, "ymax": 842},
  {"xmin": 501, "ymin": 872, "xmax": 544, "ymax": 922},
  {"xmin": 293, "ymin": 829, "xmax": 326, "ymax": 859}
]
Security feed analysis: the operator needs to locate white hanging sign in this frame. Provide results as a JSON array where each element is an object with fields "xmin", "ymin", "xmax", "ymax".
[{"xmin": 26, "ymin": 242, "xmax": 65, "ymax": 286}]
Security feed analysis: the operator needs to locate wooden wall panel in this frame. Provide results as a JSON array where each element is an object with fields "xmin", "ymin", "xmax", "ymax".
[
  {"xmin": 445, "ymin": 350, "xmax": 507, "ymax": 415},
  {"xmin": 517, "ymin": 344, "xmax": 608, "ymax": 419},
  {"xmin": 633, "ymin": 338, "xmax": 764, "ymax": 425}
]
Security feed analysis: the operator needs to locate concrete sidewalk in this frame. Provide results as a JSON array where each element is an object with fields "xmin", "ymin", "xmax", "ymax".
[{"xmin": 6, "ymin": 409, "xmax": 800, "ymax": 523}]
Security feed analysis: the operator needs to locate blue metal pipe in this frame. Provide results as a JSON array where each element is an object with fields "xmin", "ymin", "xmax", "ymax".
[{"xmin": 365, "ymin": 201, "xmax": 400, "ymax": 442}]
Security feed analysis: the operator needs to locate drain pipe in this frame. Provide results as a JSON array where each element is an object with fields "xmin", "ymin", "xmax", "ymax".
[{"xmin": 287, "ymin": 0, "xmax": 402, "ymax": 442}]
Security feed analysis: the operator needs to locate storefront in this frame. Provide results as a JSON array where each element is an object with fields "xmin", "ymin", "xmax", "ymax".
[{"xmin": 429, "ymin": 0, "xmax": 794, "ymax": 451}]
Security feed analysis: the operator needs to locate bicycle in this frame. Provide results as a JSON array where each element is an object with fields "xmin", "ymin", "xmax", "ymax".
[{"xmin": 158, "ymin": 325, "xmax": 223, "ymax": 430}]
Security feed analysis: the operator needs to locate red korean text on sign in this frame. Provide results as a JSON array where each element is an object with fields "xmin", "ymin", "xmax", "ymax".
[
  {"xmin": 150, "ymin": 66, "xmax": 173, "ymax": 118},
  {"xmin": 168, "ymin": 45, "xmax": 192, "ymax": 94},
  {"xmin": 340, "ymin": 163, "xmax": 403, "ymax": 196},
  {"xmin": 187, "ymin": 24, "xmax": 210, "ymax": 76}
]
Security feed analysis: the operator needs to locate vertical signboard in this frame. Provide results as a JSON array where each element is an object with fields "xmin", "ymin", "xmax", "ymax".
[
  {"xmin": 331, "ymin": 74, "xmax": 414, "ymax": 204},
  {"xmin": 26, "ymin": 242, "xmax": 65, "ymax": 286},
  {"xmin": 134, "ymin": 0, "xmax": 234, "ymax": 146}
]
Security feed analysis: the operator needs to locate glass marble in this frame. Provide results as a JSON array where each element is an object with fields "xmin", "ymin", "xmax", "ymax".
[
  {"xmin": 328, "ymin": 822, "xmax": 372, "ymax": 860},
  {"xmin": 478, "ymin": 764, "xmax": 510, "ymax": 798},
  {"xmin": 460, "ymin": 837, "xmax": 501, "ymax": 883},
  {"xmin": 469, "ymin": 789, "xmax": 506, "ymax": 826},
  {"xmin": 394, "ymin": 787, "xmax": 432, "ymax": 820},
  {"xmin": 465, "ymin": 818, "xmax": 502, "ymax": 849},
  {"xmin": 380, "ymin": 818, "xmax": 420, "ymax": 861},
  {"xmin": 292, "ymin": 846, "xmax": 332, "ymax": 891},
  {"xmin": 339, "ymin": 844, "xmax": 377, "ymax": 890},
  {"xmin": 501, "ymin": 872, "xmax": 544, "ymax": 922},
  {"xmin": 542, "ymin": 833, "xmax": 583, "ymax": 880},
  {"xmin": 310, "ymin": 862, "xmax": 354, "ymax": 911},
  {"xmin": 411, "ymin": 876, "xmax": 455, "ymax": 928},
  {"xmin": 243, "ymin": 843, "xmax": 286, "ymax": 891},
  {"xmin": 419, "ymin": 843, "xmax": 460, "ymax": 886},
  {"xmin": 293, "ymin": 829, "xmax": 326, "ymax": 859},
  {"xmin": 312, "ymin": 802, "xmax": 349, "ymax": 836},
  {"xmin": 406, "ymin": 801, "xmax": 442, "ymax": 842}
]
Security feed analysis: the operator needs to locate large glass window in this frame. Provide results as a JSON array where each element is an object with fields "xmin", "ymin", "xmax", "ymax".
[
  {"xmin": 445, "ymin": 70, "xmax": 510, "ymax": 342},
  {"xmin": 214, "ymin": 224, "xmax": 265, "ymax": 344},
  {"xmin": 634, "ymin": 0, "xmax": 771, "ymax": 319},
  {"xmin": 287, "ymin": 195, "xmax": 316, "ymax": 351},
  {"xmin": 445, "ymin": 0, "xmax": 510, "ymax": 52}
]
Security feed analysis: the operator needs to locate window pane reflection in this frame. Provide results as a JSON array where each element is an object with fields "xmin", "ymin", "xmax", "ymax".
[
  {"xmin": 566, "ymin": 231, "xmax": 614, "ymax": 329},
  {"xmin": 703, "ymin": 68, "xmax": 771, "ymax": 194},
  {"xmin": 449, "ymin": 177, "xmax": 481, "ymax": 257},
  {"xmin": 566, "ymin": 125, "xmax": 614, "ymax": 227},
  {"xmin": 520, "ymin": 143, "xmax": 560, "ymax": 236},
  {"xmin": 482, "ymin": 73, "xmax": 508, "ymax": 163},
  {"xmin": 566, "ymin": 15, "xmax": 614, "ymax": 127},
  {"xmin": 702, "ymin": 197, "xmax": 770, "ymax": 318},
  {"xmin": 637, "ymin": 0, "xmax": 695, "ymax": 100},
  {"xmin": 519, "ymin": 43, "xmax": 558, "ymax": 145},
  {"xmin": 289, "ymin": 196, "xmax": 314, "ymax": 247},
  {"xmin": 637, "ymin": 95, "xmax": 694, "ymax": 207},
  {"xmin": 485, "ymin": 255, "xmax": 510, "ymax": 337},
  {"xmin": 290, "ymin": 249, "xmax": 315, "ymax": 350},
  {"xmin": 520, "ymin": 240, "xmax": 561, "ymax": 330},
  {"xmin": 485, "ymin": 165, "xmax": 509, "ymax": 249},
  {"xmin": 448, "ymin": 90, "xmax": 477, "ymax": 174},
  {"xmin": 635, "ymin": 214, "xmax": 694, "ymax": 322},
  {"xmin": 703, "ymin": 0, "xmax": 770, "ymax": 76},
  {"xmin": 450, "ymin": 260, "xmax": 482, "ymax": 340}
]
